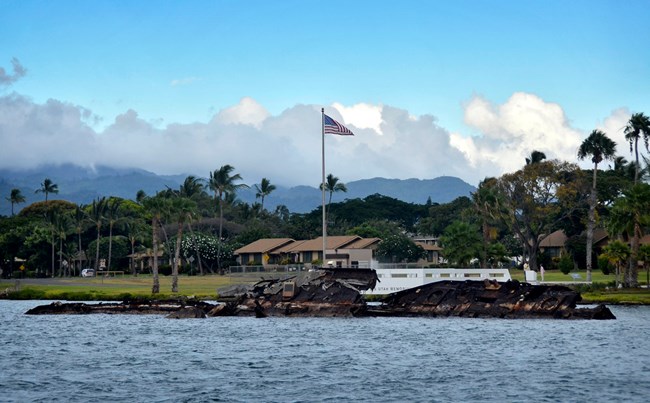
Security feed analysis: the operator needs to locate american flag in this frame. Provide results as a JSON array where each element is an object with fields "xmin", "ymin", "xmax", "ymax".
[{"xmin": 324, "ymin": 114, "xmax": 354, "ymax": 136}]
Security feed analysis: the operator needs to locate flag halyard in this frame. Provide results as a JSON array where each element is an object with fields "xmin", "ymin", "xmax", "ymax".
[{"xmin": 323, "ymin": 114, "xmax": 354, "ymax": 136}]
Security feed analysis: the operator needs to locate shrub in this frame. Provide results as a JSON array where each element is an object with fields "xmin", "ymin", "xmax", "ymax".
[
  {"xmin": 597, "ymin": 256, "xmax": 613, "ymax": 275},
  {"xmin": 558, "ymin": 254, "xmax": 574, "ymax": 275},
  {"xmin": 158, "ymin": 264, "xmax": 172, "ymax": 276}
]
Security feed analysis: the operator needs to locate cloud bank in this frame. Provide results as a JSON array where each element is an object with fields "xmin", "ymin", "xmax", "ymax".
[{"xmin": 0, "ymin": 89, "xmax": 631, "ymax": 187}]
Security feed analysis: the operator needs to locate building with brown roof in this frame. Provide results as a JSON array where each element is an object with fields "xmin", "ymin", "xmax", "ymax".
[
  {"xmin": 233, "ymin": 236, "xmax": 381, "ymax": 268},
  {"xmin": 233, "ymin": 238, "xmax": 296, "ymax": 266}
]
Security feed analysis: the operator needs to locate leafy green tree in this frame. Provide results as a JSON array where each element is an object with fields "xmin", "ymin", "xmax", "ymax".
[
  {"xmin": 471, "ymin": 177, "xmax": 501, "ymax": 267},
  {"xmin": 180, "ymin": 233, "xmax": 236, "ymax": 273},
  {"xmin": 35, "ymin": 178, "xmax": 58, "ymax": 202},
  {"xmin": 441, "ymin": 221, "xmax": 482, "ymax": 266},
  {"xmin": 5, "ymin": 188, "xmax": 26, "ymax": 216},
  {"xmin": 577, "ymin": 129, "xmax": 617, "ymax": 282},
  {"xmin": 346, "ymin": 219, "xmax": 403, "ymax": 239},
  {"xmin": 375, "ymin": 234, "xmax": 425, "ymax": 263},
  {"xmin": 417, "ymin": 196, "xmax": 473, "ymax": 236},
  {"xmin": 254, "ymin": 178, "xmax": 276, "ymax": 212},
  {"xmin": 491, "ymin": 160, "xmax": 586, "ymax": 271},
  {"xmin": 623, "ymin": 112, "xmax": 650, "ymax": 184}
]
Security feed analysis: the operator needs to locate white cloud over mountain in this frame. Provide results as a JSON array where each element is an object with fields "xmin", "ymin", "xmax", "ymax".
[{"xmin": 0, "ymin": 90, "xmax": 632, "ymax": 187}]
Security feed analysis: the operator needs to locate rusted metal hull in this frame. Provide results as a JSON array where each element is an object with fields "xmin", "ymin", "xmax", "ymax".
[{"xmin": 371, "ymin": 279, "xmax": 615, "ymax": 320}]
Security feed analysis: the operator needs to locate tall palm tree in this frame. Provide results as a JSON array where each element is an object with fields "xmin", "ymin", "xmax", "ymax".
[
  {"xmin": 208, "ymin": 165, "xmax": 248, "ymax": 260},
  {"xmin": 87, "ymin": 197, "xmax": 107, "ymax": 272},
  {"xmin": 624, "ymin": 112, "xmax": 650, "ymax": 184},
  {"xmin": 602, "ymin": 240, "xmax": 630, "ymax": 289},
  {"xmin": 70, "ymin": 204, "xmax": 87, "ymax": 276},
  {"xmin": 169, "ymin": 197, "xmax": 197, "ymax": 292},
  {"xmin": 578, "ymin": 129, "xmax": 617, "ymax": 282},
  {"xmin": 179, "ymin": 175, "xmax": 206, "ymax": 199},
  {"xmin": 142, "ymin": 194, "xmax": 171, "ymax": 294},
  {"xmin": 5, "ymin": 188, "xmax": 26, "ymax": 216},
  {"xmin": 209, "ymin": 165, "xmax": 248, "ymax": 271},
  {"xmin": 35, "ymin": 178, "xmax": 59, "ymax": 202},
  {"xmin": 254, "ymin": 178, "xmax": 276, "ymax": 211},
  {"xmin": 320, "ymin": 173, "xmax": 348, "ymax": 215},
  {"xmin": 124, "ymin": 217, "xmax": 147, "ymax": 276},
  {"xmin": 525, "ymin": 150, "xmax": 547, "ymax": 165},
  {"xmin": 471, "ymin": 177, "xmax": 499, "ymax": 268},
  {"xmin": 44, "ymin": 207, "xmax": 58, "ymax": 277},
  {"xmin": 105, "ymin": 198, "xmax": 123, "ymax": 272}
]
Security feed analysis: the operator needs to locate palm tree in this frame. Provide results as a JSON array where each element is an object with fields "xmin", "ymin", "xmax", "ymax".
[
  {"xmin": 208, "ymin": 165, "xmax": 248, "ymax": 270},
  {"xmin": 142, "ymin": 194, "xmax": 171, "ymax": 294},
  {"xmin": 87, "ymin": 197, "xmax": 107, "ymax": 272},
  {"xmin": 254, "ymin": 178, "xmax": 276, "ymax": 211},
  {"xmin": 602, "ymin": 240, "xmax": 630, "ymax": 288},
  {"xmin": 472, "ymin": 177, "xmax": 499, "ymax": 268},
  {"xmin": 5, "ymin": 188, "xmax": 26, "ymax": 216},
  {"xmin": 179, "ymin": 175, "xmax": 205, "ymax": 199},
  {"xmin": 35, "ymin": 178, "xmax": 59, "ymax": 202},
  {"xmin": 623, "ymin": 112, "xmax": 650, "ymax": 184},
  {"xmin": 105, "ymin": 198, "xmax": 123, "ymax": 272},
  {"xmin": 578, "ymin": 129, "xmax": 617, "ymax": 282},
  {"xmin": 124, "ymin": 218, "xmax": 147, "ymax": 276},
  {"xmin": 70, "ymin": 204, "xmax": 87, "ymax": 276},
  {"xmin": 525, "ymin": 150, "xmax": 547, "ymax": 165},
  {"xmin": 607, "ymin": 184, "xmax": 650, "ymax": 287},
  {"xmin": 169, "ymin": 197, "xmax": 197, "ymax": 292},
  {"xmin": 320, "ymin": 173, "xmax": 348, "ymax": 216}
]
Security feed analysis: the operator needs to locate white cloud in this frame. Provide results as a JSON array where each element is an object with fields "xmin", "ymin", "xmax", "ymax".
[
  {"xmin": 595, "ymin": 107, "xmax": 633, "ymax": 166},
  {"xmin": 452, "ymin": 92, "xmax": 584, "ymax": 178},
  {"xmin": 332, "ymin": 102, "xmax": 384, "ymax": 135},
  {"xmin": 212, "ymin": 97, "xmax": 270, "ymax": 129},
  {"xmin": 0, "ymin": 90, "xmax": 633, "ymax": 188}
]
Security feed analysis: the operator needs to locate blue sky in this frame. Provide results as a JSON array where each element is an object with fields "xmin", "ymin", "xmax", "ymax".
[{"xmin": 1, "ymin": 0, "xmax": 649, "ymax": 187}]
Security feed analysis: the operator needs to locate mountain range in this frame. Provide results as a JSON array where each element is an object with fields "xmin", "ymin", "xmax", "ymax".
[{"xmin": 0, "ymin": 164, "xmax": 476, "ymax": 216}]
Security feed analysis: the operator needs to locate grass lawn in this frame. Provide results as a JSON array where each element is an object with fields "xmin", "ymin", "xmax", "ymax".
[
  {"xmin": 2, "ymin": 269, "xmax": 650, "ymax": 304},
  {"xmin": 0, "ymin": 273, "xmax": 267, "ymax": 301}
]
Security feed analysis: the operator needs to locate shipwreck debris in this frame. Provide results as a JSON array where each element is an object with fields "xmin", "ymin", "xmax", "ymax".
[
  {"xmin": 371, "ymin": 279, "xmax": 616, "ymax": 320},
  {"xmin": 24, "ymin": 269, "xmax": 615, "ymax": 320}
]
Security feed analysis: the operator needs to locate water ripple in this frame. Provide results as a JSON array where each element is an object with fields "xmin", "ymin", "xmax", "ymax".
[{"xmin": 1, "ymin": 302, "xmax": 649, "ymax": 402}]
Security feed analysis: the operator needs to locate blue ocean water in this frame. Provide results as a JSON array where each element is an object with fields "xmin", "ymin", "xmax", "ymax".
[{"xmin": 0, "ymin": 300, "xmax": 649, "ymax": 402}]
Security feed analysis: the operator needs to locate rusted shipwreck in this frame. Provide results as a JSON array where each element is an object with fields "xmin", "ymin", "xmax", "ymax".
[{"xmin": 25, "ymin": 268, "xmax": 615, "ymax": 319}]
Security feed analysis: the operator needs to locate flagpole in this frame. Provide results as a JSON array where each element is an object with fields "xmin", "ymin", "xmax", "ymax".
[{"xmin": 321, "ymin": 107, "xmax": 327, "ymax": 267}]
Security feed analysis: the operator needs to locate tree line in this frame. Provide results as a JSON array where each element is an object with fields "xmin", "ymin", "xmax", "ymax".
[{"xmin": 1, "ymin": 113, "xmax": 650, "ymax": 291}]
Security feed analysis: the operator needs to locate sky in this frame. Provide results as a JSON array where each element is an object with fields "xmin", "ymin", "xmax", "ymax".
[{"xmin": 1, "ymin": 0, "xmax": 649, "ymax": 188}]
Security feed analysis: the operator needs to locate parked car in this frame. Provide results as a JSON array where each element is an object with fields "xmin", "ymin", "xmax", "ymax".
[{"xmin": 81, "ymin": 268, "xmax": 95, "ymax": 277}]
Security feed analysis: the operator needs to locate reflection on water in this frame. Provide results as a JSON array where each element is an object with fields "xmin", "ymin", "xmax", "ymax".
[{"xmin": 1, "ymin": 301, "xmax": 649, "ymax": 402}]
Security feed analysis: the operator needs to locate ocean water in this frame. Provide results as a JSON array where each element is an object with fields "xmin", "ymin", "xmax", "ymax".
[{"xmin": 1, "ymin": 300, "xmax": 649, "ymax": 402}]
